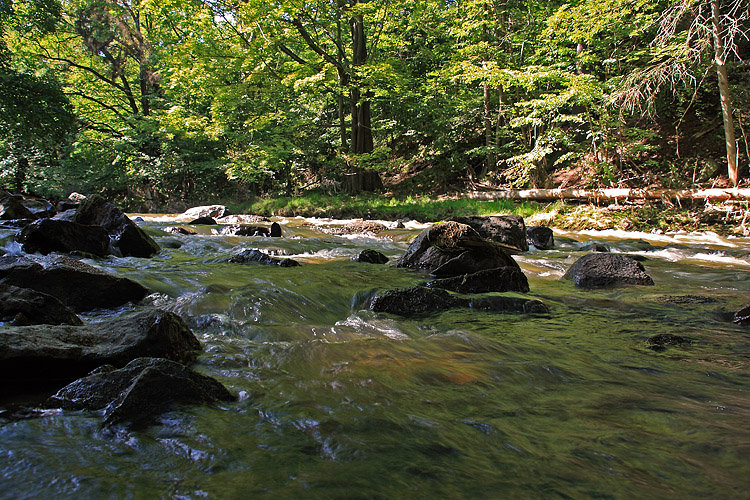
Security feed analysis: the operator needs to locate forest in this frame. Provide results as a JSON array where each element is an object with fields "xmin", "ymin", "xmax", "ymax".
[{"xmin": 1, "ymin": 0, "xmax": 749, "ymax": 210}]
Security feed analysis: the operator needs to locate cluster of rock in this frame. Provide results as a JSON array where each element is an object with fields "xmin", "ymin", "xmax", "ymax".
[
  {"xmin": 2, "ymin": 192, "xmax": 161, "ymax": 258},
  {"xmin": 369, "ymin": 219, "xmax": 548, "ymax": 316},
  {"xmin": 165, "ymin": 205, "xmax": 282, "ymax": 238},
  {"xmin": 0, "ymin": 195, "xmax": 235, "ymax": 428}
]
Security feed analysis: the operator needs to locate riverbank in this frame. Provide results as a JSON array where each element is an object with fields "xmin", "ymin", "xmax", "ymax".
[{"xmin": 228, "ymin": 194, "xmax": 750, "ymax": 236}]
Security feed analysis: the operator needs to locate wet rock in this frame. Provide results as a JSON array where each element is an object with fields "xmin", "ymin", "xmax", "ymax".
[
  {"xmin": 369, "ymin": 285, "xmax": 547, "ymax": 317},
  {"xmin": 423, "ymin": 266, "xmax": 529, "ymax": 294},
  {"xmin": 396, "ymin": 221, "xmax": 517, "ymax": 275},
  {"xmin": 0, "ymin": 309, "xmax": 202, "ymax": 393},
  {"xmin": 17, "ymin": 219, "xmax": 110, "ymax": 257},
  {"xmin": 167, "ymin": 226, "xmax": 199, "ymax": 235},
  {"xmin": 465, "ymin": 295, "xmax": 549, "ymax": 314},
  {"xmin": 369, "ymin": 286, "xmax": 460, "ymax": 315},
  {"xmin": 526, "ymin": 226, "xmax": 554, "ymax": 250},
  {"xmin": 650, "ymin": 295, "xmax": 717, "ymax": 304},
  {"xmin": 183, "ymin": 205, "xmax": 230, "ymax": 220},
  {"xmin": 46, "ymin": 357, "xmax": 235, "ymax": 428},
  {"xmin": 0, "ymin": 193, "xmax": 36, "ymax": 220},
  {"xmin": 0, "ymin": 283, "xmax": 82, "ymax": 326},
  {"xmin": 734, "ymin": 305, "xmax": 750, "ymax": 325},
  {"xmin": 352, "ymin": 249, "xmax": 389, "ymax": 264},
  {"xmin": 581, "ymin": 243, "xmax": 610, "ymax": 252},
  {"xmin": 158, "ymin": 237, "xmax": 183, "ymax": 249},
  {"xmin": 647, "ymin": 333, "xmax": 690, "ymax": 351},
  {"xmin": 0, "ymin": 218, "xmax": 34, "ymax": 228},
  {"xmin": 324, "ymin": 220, "xmax": 388, "ymax": 235},
  {"xmin": 216, "ymin": 214, "xmax": 270, "ymax": 224},
  {"xmin": 189, "ymin": 216, "xmax": 217, "ymax": 225},
  {"xmin": 21, "ymin": 198, "xmax": 56, "ymax": 219},
  {"xmin": 52, "ymin": 209, "xmax": 77, "ymax": 222},
  {"xmin": 56, "ymin": 200, "xmax": 79, "ymax": 213},
  {"xmin": 563, "ymin": 253, "xmax": 654, "ymax": 288},
  {"xmin": 0, "ymin": 255, "xmax": 149, "ymax": 312},
  {"xmin": 73, "ymin": 195, "xmax": 160, "ymax": 257},
  {"xmin": 228, "ymin": 249, "xmax": 300, "ymax": 267},
  {"xmin": 449, "ymin": 215, "xmax": 528, "ymax": 253},
  {"xmin": 214, "ymin": 224, "xmax": 280, "ymax": 237}
]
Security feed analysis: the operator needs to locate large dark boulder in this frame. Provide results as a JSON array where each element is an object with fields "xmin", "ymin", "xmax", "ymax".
[
  {"xmin": 73, "ymin": 195, "xmax": 160, "ymax": 257},
  {"xmin": 17, "ymin": 219, "xmax": 110, "ymax": 257},
  {"xmin": 0, "ymin": 309, "xmax": 202, "ymax": 393},
  {"xmin": 449, "ymin": 215, "xmax": 528, "ymax": 254},
  {"xmin": 46, "ymin": 357, "xmax": 235, "ymax": 428},
  {"xmin": 527, "ymin": 226, "xmax": 554, "ymax": 250},
  {"xmin": 369, "ymin": 285, "xmax": 548, "ymax": 317},
  {"xmin": 563, "ymin": 253, "xmax": 654, "ymax": 288},
  {"xmin": 396, "ymin": 221, "xmax": 517, "ymax": 275},
  {"xmin": 352, "ymin": 249, "xmax": 389, "ymax": 264},
  {"xmin": 189, "ymin": 216, "xmax": 216, "ymax": 225},
  {"xmin": 423, "ymin": 266, "xmax": 529, "ymax": 294},
  {"xmin": 0, "ymin": 255, "xmax": 149, "ymax": 312},
  {"xmin": 228, "ymin": 249, "xmax": 300, "ymax": 267},
  {"xmin": 20, "ymin": 198, "xmax": 56, "ymax": 219},
  {"xmin": 734, "ymin": 305, "xmax": 750, "ymax": 325},
  {"xmin": 0, "ymin": 283, "xmax": 82, "ymax": 326},
  {"xmin": 0, "ymin": 193, "xmax": 36, "ymax": 220}
]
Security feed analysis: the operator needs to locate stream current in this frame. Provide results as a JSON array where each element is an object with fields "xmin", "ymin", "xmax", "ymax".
[{"xmin": 1, "ymin": 215, "xmax": 749, "ymax": 499}]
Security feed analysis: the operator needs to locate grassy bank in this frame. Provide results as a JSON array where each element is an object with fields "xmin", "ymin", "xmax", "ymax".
[{"xmin": 225, "ymin": 194, "xmax": 749, "ymax": 236}]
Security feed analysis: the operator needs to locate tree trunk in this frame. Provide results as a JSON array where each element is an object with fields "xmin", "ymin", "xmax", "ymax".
[
  {"xmin": 349, "ymin": 9, "xmax": 373, "ymax": 154},
  {"xmin": 480, "ymin": 83, "xmax": 492, "ymax": 178},
  {"xmin": 711, "ymin": 0, "xmax": 739, "ymax": 186}
]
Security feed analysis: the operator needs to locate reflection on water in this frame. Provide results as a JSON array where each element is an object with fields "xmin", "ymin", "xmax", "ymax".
[{"xmin": 1, "ymin": 217, "xmax": 750, "ymax": 499}]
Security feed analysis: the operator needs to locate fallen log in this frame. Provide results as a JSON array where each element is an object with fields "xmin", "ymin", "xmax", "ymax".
[{"xmin": 465, "ymin": 188, "xmax": 750, "ymax": 203}]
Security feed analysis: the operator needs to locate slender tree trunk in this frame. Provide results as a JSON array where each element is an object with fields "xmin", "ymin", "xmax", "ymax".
[
  {"xmin": 481, "ymin": 83, "xmax": 492, "ymax": 178},
  {"xmin": 711, "ymin": 0, "xmax": 739, "ymax": 186},
  {"xmin": 349, "ymin": 7, "xmax": 373, "ymax": 154}
]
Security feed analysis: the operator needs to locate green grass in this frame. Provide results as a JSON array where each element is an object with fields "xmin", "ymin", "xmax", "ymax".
[{"xmin": 228, "ymin": 193, "xmax": 548, "ymax": 222}]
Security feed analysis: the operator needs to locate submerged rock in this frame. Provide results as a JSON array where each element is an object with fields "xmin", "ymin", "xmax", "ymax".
[
  {"xmin": 0, "ymin": 255, "xmax": 148, "ymax": 312},
  {"xmin": 423, "ymin": 266, "xmax": 529, "ymax": 294},
  {"xmin": 0, "ymin": 283, "xmax": 82, "ymax": 326},
  {"xmin": 73, "ymin": 195, "xmax": 160, "ymax": 257},
  {"xmin": 17, "ymin": 219, "xmax": 110, "ymax": 257},
  {"xmin": 563, "ymin": 253, "xmax": 654, "ymax": 288},
  {"xmin": 647, "ymin": 333, "xmax": 690, "ymax": 351},
  {"xmin": 228, "ymin": 249, "xmax": 300, "ymax": 267},
  {"xmin": 449, "ymin": 215, "xmax": 528, "ymax": 254},
  {"xmin": 0, "ymin": 309, "xmax": 202, "ymax": 393},
  {"xmin": 47, "ymin": 357, "xmax": 235, "ymax": 428},
  {"xmin": 369, "ymin": 285, "xmax": 547, "ymax": 317},
  {"xmin": 526, "ymin": 226, "xmax": 554, "ymax": 250},
  {"xmin": 352, "ymin": 249, "xmax": 389, "ymax": 264}
]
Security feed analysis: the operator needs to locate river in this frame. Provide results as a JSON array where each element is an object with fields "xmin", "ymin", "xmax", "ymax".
[{"xmin": 1, "ymin": 215, "xmax": 749, "ymax": 499}]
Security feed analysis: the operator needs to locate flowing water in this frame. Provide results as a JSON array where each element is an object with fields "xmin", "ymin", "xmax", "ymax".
[{"xmin": 1, "ymin": 215, "xmax": 750, "ymax": 499}]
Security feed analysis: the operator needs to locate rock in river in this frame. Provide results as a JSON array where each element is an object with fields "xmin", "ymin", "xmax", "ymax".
[
  {"xmin": 228, "ymin": 249, "xmax": 300, "ymax": 267},
  {"xmin": 734, "ymin": 305, "xmax": 750, "ymax": 325},
  {"xmin": 17, "ymin": 219, "xmax": 110, "ymax": 257},
  {"xmin": 563, "ymin": 253, "xmax": 654, "ymax": 288},
  {"xmin": 0, "ymin": 255, "xmax": 149, "ymax": 312},
  {"xmin": 0, "ymin": 283, "xmax": 82, "ymax": 326},
  {"xmin": 449, "ymin": 215, "xmax": 528, "ymax": 254},
  {"xmin": 422, "ymin": 266, "xmax": 529, "ymax": 294},
  {"xmin": 0, "ymin": 309, "xmax": 202, "ymax": 394},
  {"xmin": 352, "ymin": 249, "xmax": 389, "ymax": 264},
  {"xmin": 396, "ymin": 221, "xmax": 518, "ymax": 276},
  {"xmin": 526, "ymin": 226, "xmax": 555, "ymax": 250},
  {"xmin": 47, "ymin": 357, "xmax": 235, "ymax": 428},
  {"xmin": 73, "ymin": 194, "xmax": 160, "ymax": 257},
  {"xmin": 369, "ymin": 285, "xmax": 548, "ymax": 317}
]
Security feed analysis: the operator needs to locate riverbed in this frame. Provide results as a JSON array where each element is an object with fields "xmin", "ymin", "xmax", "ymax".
[{"xmin": 1, "ymin": 216, "xmax": 749, "ymax": 499}]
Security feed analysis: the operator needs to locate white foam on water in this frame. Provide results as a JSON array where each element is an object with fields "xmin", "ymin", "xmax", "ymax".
[{"xmin": 555, "ymin": 228, "xmax": 748, "ymax": 249}]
